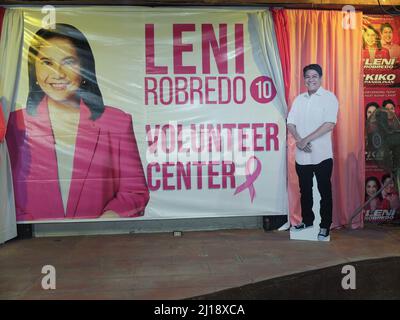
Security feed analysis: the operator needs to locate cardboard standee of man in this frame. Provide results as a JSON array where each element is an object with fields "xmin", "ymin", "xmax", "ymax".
[{"xmin": 287, "ymin": 64, "xmax": 339, "ymax": 242}]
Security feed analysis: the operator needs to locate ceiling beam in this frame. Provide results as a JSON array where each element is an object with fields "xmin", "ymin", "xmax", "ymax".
[{"xmin": 0, "ymin": 0, "xmax": 399, "ymax": 14}]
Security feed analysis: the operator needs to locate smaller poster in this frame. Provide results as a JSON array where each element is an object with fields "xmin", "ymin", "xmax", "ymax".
[
  {"xmin": 364, "ymin": 87, "xmax": 400, "ymax": 223},
  {"xmin": 363, "ymin": 15, "xmax": 400, "ymax": 88},
  {"xmin": 364, "ymin": 170, "xmax": 399, "ymax": 223}
]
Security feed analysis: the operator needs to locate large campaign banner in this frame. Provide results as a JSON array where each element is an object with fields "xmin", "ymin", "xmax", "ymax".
[
  {"xmin": 5, "ymin": 7, "xmax": 287, "ymax": 222},
  {"xmin": 363, "ymin": 15, "xmax": 400, "ymax": 223}
]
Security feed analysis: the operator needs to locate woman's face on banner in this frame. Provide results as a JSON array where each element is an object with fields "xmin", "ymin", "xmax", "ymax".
[
  {"xmin": 366, "ymin": 105, "xmax": 377, "ymax": 119},
  {"xmin": 35, "ymin": 37, "xmax": 82, "ymax": 103},
  {"xmin": 385, "ymin": 103, "xmax": 395, "ymax": 120},
  {"xmin": 384, "ymin": 177, "xmax": 395, "ymax": 194},
  {"xmin": 381, "ymin": 27, "xmax": 393, "ymax": 44},
  {"xmin": 366, "ymin": 180, "xmax": 378, "ymax": 197},
  {"xmin": 364, "ymin": 28, "xmax": 377, "ymax": 48}
]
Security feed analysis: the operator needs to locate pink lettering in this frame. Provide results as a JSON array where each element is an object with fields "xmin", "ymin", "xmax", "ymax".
[
  {"xmin": 202, "ymin": 24, "xmax": 228, "ymax": 74},
  {"xmin": 205, "ymin": 77, "xmax": 217, "ymax": 104},
  {"xmin": 161, "ymin": 124, "xmax": 176, "ymax": 153},
  {"xmin": 190, "ymin": 77, "xmax": 203, "ymax": 104},
  {"xmin": 265, "ymin": 123, "xmax": 279, "ymax": 151},
  {"xmin": 252, "ymin": 123, "xmax": 264, "ymax": 151},
  {"xmin": 238, "ymin": 123, "xmax": 250, "ymax": 151},
  {"xmin": 191, "ymin": 124, "xmax": 205, "ymax": 153},
  {"xmin": 173, "ymin": 24, "xmax": 196, "ymax": 74},
  {"xmin": 207, "ymin": 124, "xmax": 222, "ymax": 152},
  {"xmin": 233, "ymin": 77, "xmax": 246, "ymax": 104},
  {"xmin": 144, "ymin": 77, "xmax": 158, "ymax": 105},
  {"xmin": 208, "ymin": 161, "xmax": 220, "ymax": 189},
  {"xmin": 218, "ymin": 77, "xmax": 231, "ymax": 104},
  {"xmin": 222, "ymin": 161, "xmax": 236, "ymax": 189},
  {"xmin": 160, "ymin": 77, "xmax": 173, "ymax": 105},
  {"xmin": 145, "ymin": 124, "xmax": 160, "ymax": 154},
  {"xmin": 147, "ymin": 162, "xmax": 161, "ymax": 191},
  {"xmin": 177, "ymin": 124, "xmax": 190, "ymax": 153},
  {"xmin": 193, "ymin": 161, "xmax": 205, "ymax": 189},
  {"xmin": 175, "ymin": 77, "xmax": 189, "ymax": 105},
  {"xmin": 235, "ymin": 24, "xmax": 244, "ymax": 74},
  {"xmin": 177, "ymin": 162, "xmax": 191, "ymax": 190},
  {"xmin": 162, "ymin": 162, "xmax": 175, "ymax": 190},
  {"xmin": 145, "ymin": 24, "xmax": 168, "ymax": 74}
]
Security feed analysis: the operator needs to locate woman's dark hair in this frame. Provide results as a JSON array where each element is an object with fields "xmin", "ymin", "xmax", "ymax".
[
  {"xmin": 381, "ymin": 173, "xmax": 392, "ymax": 185},
  {"xmin": 366, "ymin": 102, "xmax": 380, "ymax": 110},
  {"xmin": 363, "ymin": 25, "xmax": 382, "ymax": 50},
  {"xmin": 303, "ymin": 64, "xmax": 322, "ymax": 77},
  {"xmin": 365, "ymin": 102, "xmax": 379, "ymax": 120},
  {"xmin": 382, "ymin": 99, "xmax": 395, "ymax": 108},
  {"xmin": 365, "ymin": 176, "xmax": 382, "ymax": 201},
  {"xmin": 27, "ymin": 23, "xmax": 105, "ymax": 120},
  {"xmin": 380, "ymin": 22, "xmax": 393, "ymax": 33}
]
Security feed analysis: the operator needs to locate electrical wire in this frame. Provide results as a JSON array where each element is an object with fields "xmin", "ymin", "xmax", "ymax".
[{"xmin": 377, "ymin": 0, "xmax": 400, "ymax": 15}]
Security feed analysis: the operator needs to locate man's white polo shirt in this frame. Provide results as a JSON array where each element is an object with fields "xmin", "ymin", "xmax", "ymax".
[{"xmin": 287, "ymin": 87, "xmax": 338, "ymax": 165}]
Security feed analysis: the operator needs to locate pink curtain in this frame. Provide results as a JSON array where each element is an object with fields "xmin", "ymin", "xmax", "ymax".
[
  {"xmin": 0, "ymin": 7, "xmax": 5, "ymax": 142},
  {"xmin": 282, "ymin": 9, "xmax": 364, "ymax": 229},
  {"xmin": 272, "ymin": 9, "xmax": 291, "ymax": 105}
]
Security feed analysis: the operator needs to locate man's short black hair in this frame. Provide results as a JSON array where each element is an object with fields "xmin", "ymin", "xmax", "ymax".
[{"xmin": 303, "ymin": 64, "xmax": 323, "ymax": 77}]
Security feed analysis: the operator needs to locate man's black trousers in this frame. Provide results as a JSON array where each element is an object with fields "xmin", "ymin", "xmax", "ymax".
[{"xmin": 295, "ymin": 158, "xmax": 333, "ymax": 229}]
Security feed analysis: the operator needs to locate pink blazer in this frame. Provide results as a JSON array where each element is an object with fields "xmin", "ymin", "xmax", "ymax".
[{"xmin": 6, "ymin": 97, "xmax": 150, "ymax": 221}]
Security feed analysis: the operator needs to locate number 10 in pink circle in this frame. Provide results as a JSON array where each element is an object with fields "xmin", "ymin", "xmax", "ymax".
[{"xmin": 250, "ymin": 76, "xmax": 277, "ymax": 104}]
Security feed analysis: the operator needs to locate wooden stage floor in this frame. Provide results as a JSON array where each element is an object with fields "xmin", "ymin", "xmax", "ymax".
[{"xmin": 1, "ymin": 224, "xmax": 399, "ymax": 299}]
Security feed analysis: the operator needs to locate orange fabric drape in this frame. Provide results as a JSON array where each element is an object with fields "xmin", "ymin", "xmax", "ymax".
[{"xmin": 285, "ymin": 10, "xmax": 364, "ymax": 229}]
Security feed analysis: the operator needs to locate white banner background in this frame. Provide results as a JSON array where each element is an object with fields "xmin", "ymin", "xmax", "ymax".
[{"xmin": 11, "ymin": 7, "xmax": 287, "ymax": 221}]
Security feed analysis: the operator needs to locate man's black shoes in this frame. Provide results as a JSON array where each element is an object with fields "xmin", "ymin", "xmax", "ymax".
[
  {"xmin": 290, "ymin": 222, "xmax": 313, "ymax": 231},
  {"xmin": 318, "ymin": 228, "xmax": 330, "ymax": 241}
]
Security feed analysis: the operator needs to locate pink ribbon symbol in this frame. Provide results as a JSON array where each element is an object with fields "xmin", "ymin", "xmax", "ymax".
[{"xmin": 234, "ymin": 156, "xmax": 262, "ymax": 203}]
